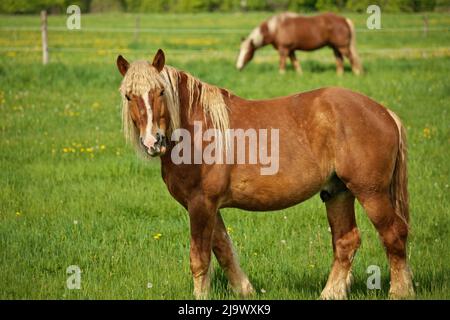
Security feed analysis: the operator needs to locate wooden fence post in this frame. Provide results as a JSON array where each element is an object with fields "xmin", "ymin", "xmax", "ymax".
[{"xmin": 41, "ymin": 10, "xmax": 49, "ymax": 65}]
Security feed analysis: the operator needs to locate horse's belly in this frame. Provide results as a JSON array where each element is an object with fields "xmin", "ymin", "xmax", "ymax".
[{"xmin": 226, "ymin": 164, "xmax": 324, "ymax": 211}]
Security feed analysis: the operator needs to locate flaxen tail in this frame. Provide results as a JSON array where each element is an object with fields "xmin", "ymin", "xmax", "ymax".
[
  {"xmin": 387, "ymin": 110, "xmax": 409, "ymax": 228},
  {"xmin": 345, "ymin": 18, "xmax": 363, "ymax": 75}
]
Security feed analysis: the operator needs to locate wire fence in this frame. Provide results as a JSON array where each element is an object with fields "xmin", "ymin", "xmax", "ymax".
[
  {"xmin": 0, "ymin": 26, "xmax": 449, "ymax": 34},
  {"xmin": 0, "ymin": 25, "xmax": 448, "ymax": 60}
]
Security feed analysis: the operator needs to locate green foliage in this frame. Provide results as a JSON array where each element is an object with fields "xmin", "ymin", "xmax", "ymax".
[
  {"xmin": 90, "ymin": 0, "xmax": 124, "ymax": 12},
  {"xmin": 0, "ymin": 0, "xmax": 443, "ymax": 13},
  {"xmin": 0, "ymin": 0, "xmax": 64, "ymax": 13}
]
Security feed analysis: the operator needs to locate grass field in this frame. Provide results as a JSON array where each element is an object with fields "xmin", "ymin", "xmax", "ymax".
[{"xmin": 0, "ymin": 12, "xmax": 449, "ymax": 300}]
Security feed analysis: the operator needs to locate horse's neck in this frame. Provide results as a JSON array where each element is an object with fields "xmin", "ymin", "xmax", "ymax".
[{"xmin": 248, "ymin": 26, "xmax": 267, "ymax": 49}]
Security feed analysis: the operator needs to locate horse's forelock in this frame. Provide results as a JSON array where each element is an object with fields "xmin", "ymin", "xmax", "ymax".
[
  {"xmin": 120, "ymin": 62, "xmax": 180, "ymax": 156},
  {"xmin": 119, "ymin": 62, "xmax": 230, "ymax": 153}
]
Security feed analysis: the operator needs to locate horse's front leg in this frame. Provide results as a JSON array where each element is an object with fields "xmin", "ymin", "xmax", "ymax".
[
  {"xmin": 289, "ymin": 51, "xmax": 302, "ymax": 74},
  {"xmin": 213, "ymin": 211, "xmax": 254, "ymax": 297},
  {"xmin": 278, "ymin": 48, "xmax": 288, "ymax": 74},
  {"xmin": 188, "ymin": 195, "xmax": 217, "ymax": 299}
]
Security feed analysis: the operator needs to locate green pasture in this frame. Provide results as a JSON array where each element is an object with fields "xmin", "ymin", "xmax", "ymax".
[{"xmin": 0, "ymin": 12, "xmax": 449, "ymax": 299}]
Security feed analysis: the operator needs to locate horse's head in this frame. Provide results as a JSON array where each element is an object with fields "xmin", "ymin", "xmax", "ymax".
[
  {"xmin": 117, "ymin": 49, "xmax": 169, "ymax": 157},
  {"xmin": 236, "ymin": 37, "xmax": 256, "ymax": 71}
]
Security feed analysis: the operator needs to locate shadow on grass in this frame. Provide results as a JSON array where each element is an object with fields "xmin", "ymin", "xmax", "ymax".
[
  {"xmin": 249, "ymin": 60, "xmax": 369, "ymax": 75},
  {"xmin": 209, "ymin": 266, "xmax": 399, "ymax": 299}
]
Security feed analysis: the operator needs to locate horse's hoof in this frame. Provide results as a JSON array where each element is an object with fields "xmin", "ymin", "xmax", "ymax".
[
  {"xmin": 320, "ymin": 284, "xmax": 349, "ymax": 300},
  {"xmin": 194, "ymin": 291, "xmax": 209, "ymax": 300},
  {"xmin": 389, "ymin": 285, "xmax": 415, "ymax": 300},
  {"xmin": 233, "ymin": 279, "xmax": 255, "ymax": 298}
]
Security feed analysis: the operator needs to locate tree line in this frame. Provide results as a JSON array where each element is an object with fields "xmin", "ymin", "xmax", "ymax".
[{"xmin": 0, "ymin": 0, "xmax": 447, "ymax": 14}]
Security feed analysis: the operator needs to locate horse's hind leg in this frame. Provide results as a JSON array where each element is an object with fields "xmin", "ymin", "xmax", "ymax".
[
  {"xmin": 339, "ymin": 47, "xmax": 361, "ymax": 76},
  {"xmin": 321, "ymin": 190, "xmax": 361, "ymax": 300},
  {"xmin": 212, "ymin": 212, "xmax": 254, "ymax": 297},
  {"xmin": 357, "ymin": 192, "xmax": 414, "ymax": 299},
  {"xmin": 333, "ymin": 48, "xmax": 344, "ymax": 76}
]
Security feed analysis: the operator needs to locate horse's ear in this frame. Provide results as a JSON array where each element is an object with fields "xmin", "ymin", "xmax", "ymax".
[
  {"xmin": 116, "ymin": 55, "xmax": 129, "ymax": 77},
  {"xmin": 152, "ymin": 49, "xmax": 165, "ymax": 73}
]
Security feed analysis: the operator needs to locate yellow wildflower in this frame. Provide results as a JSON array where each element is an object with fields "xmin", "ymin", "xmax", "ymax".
[{"xmin": 153, "ymin": 233, "xmax": 162, "ymax": 240}]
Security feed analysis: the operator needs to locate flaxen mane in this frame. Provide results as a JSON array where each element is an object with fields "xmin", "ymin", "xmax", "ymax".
[{"xmin": 119, "ymin": 61, "xmax": 230, "ymax": 153}]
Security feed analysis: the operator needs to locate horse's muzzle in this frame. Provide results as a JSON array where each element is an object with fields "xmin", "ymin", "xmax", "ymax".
[{"xmin": 141, "ymin": 133, "xmax": 167, "ymax": 157}]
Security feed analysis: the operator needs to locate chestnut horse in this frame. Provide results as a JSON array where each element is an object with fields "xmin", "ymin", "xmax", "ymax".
[
  {"xmin": 236, "ymin": 12, "xmax": 362, "ymax": 75},
  {"xmin": 116, "ymin": 49, "xmax": 413, "ymax": 300}
]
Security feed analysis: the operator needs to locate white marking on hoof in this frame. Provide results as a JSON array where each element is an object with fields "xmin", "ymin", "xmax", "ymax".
[{"xmin": 320, "ymin": 283, "xmax": 349, "ymax": 300}]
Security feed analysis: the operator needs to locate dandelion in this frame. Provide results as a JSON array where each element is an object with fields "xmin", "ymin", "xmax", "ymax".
[
  {"xmin": 153, "ymin": 233, "xmax": 162, "ymax": 240},
  {"xmin": 86, "ymin": 147, "xmax": 94, "ymax": 153},
  {"xmin": 100, "ymin": 145, "xmax": 106, "ymax": 150},
  {"xmin": 147, "ymin": 282, "xmax": 153, "ymax": 289},
  {"xmin": 15, "ymin": 211, "xmax": 21, "ymax": 216},
  {"xmin": 227, "ymin": 226, "xmax": 233, "ymax": 234},
  {"xmin": 423, "ymin": 127, "xmax": 431, "ymax": 139},
  {"xmin": 73, "ymin": 220, "xmax": 78, "ymax": 225},
  {"xmin": 260, "ymin": 288, "xmax": 266, "ymax": 294},
  {"xmin": 281, "ymin": 240, "xmax": 286, "ymax": 245}
]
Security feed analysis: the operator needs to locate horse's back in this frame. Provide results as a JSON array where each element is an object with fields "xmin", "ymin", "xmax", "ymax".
[{"xmin": 275, "ymin": 12, "xmax": 351, "ymax": 49}]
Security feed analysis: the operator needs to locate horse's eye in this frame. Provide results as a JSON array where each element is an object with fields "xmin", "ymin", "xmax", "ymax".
[
  {"xmin": 159, "ymin": 89, "xmax": 165, "ymax": 97},
  {"xmin": 125, "ymin": 94, "xmax": 131, "ymax": 101}
]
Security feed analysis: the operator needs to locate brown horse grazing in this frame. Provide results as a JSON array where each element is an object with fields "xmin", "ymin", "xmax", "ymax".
[
  {"xmin": 236, "ymin": 12, "xmax": 362, "ymax": 75},
  {"xmin": 116, "ymin": 49, "xmax": 413, "ymax": 300}
]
